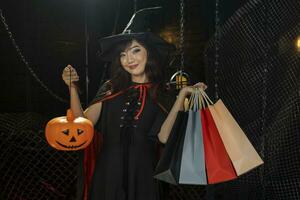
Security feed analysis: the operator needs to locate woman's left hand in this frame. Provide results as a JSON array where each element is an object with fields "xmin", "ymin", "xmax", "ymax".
[
  {"xmin": 193, "ymin": 82, "xmax": 207, "ymax": 90},
  {"xmin": 179, "ymin": 82, "xmax": 208, "ymax": 97}
]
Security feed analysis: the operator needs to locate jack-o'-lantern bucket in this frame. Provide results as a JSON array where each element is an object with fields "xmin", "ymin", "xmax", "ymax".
[{"xmin": 45, "ymin": 109, "xmax": 94, "ymax": 151}]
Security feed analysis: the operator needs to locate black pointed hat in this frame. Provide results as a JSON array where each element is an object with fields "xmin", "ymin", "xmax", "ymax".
[{"xmin": 98, "ymin": 7, "xmax": 175, "ymax": 61}]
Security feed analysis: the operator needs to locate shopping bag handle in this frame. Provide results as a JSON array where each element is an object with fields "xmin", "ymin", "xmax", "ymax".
[
  {"xmin": 187, "ymin": 90, "xmax": 203, "ymax": 111},
  {"xmin": 187, "ymin": 88, "xmax": 216, "ymax": 111},
  {"xmin": 187, "ymin": 91, "xmax": 195, "ymax": 111},
  {"xmin": 198, "ymin": 88, "xmax": 214, "ymax": 106},
  {"xmin": 194, "ymin": 91, "xmax": 200, "ymax": 111},
  {"xmin": 196, "ymin": 88, "xmax": 206, "ymax": 109}
]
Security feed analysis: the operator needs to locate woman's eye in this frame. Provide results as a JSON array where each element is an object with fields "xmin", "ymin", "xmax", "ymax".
[
  {"xmin": 132, "ymin": 48, "xmax": 141, "ymax": 54},
  {"xmin": 120, "ymin": 53, "xmax": 126, "ymax": 57}
]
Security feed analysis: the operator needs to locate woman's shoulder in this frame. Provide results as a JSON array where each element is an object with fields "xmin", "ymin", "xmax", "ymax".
[{"xmin": 88, "ymin": 80, "xmax": 113, "ymax": 106}]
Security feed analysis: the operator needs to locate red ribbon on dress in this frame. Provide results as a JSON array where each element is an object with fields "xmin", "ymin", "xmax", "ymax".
[
  {"xmin": 133, "ymin": 83, "xmax": 151, "ymax": 119},
  {"xmin": 97, "ymin": 83, "xmax": 153, "ymax": 120}
]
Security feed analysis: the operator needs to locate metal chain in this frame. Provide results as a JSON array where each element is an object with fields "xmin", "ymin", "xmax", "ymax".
[
  {"xmin": 133, "ymin": 0, "xmax": 137, "ymax": 13},
  {"xmin": 179, "ymin": 0, "xmax": 185, "ymax": 72},
  {"xmin": 214, "ymin": 0, "xmax": 220, "ymax": 100},
  {"xmin": 84, "ymin": 2, "xmax": 89, "ymax": 106},
  {"xmin": 0, "ymin": 8, "xmax": 67, "ymax": 103}
]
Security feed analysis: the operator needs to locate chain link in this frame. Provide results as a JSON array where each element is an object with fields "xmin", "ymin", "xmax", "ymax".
[
  {"xmin": 214, "ymin": 0, "xmax": 220, "ymax": 100},
  {"xmin": 0, "ymin": 9, "xmax": 67, "ymax": 103},
  {"xmin": 179, "ymin": 0, "xmax": 185, "ymax": 72},
  {"xmin": 133, "ymin": 0, "xmax": 137, "ymax": 13},
  {"xmin": 172, "ymin": 0, "xmax": 188, "ymax": 88},
  {"xmin": 179, "ymin": 0, "xmax": 185, "ymax": 71}
]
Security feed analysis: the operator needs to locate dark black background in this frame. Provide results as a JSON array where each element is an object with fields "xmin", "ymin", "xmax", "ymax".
[{"xmin": 0, "ymin": 0, "xmax": 246, "ymax": 117}]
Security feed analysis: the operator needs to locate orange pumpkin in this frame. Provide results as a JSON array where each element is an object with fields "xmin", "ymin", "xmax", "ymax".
[{"xmin": 45, "ymin": 109, "xmax": 94, "ymax": 151}]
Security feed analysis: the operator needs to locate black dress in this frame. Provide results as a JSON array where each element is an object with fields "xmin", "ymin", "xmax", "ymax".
[{"xmin": 88, "ymin": 84, "xmax": 168, "ymax": 200}]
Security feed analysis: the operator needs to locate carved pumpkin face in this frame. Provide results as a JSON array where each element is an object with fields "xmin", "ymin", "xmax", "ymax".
[{"xmin": 45, "ymin": 109, "xmax": 94, "ymax": 151}]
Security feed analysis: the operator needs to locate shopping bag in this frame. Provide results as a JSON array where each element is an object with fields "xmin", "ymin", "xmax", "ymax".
[
  {"xmin": 179, "ymin": 91, "xmax": 207, "ymax": 184},
  {"xmin": 199, "ymin": 89, "xmax": 263, "ymax": 175},
  {"xmin": 154, "ymin": 111, "xmax": 189, "ymax": 185},
  {"xmin": 200, "ymin": 93, "xmax": 237, "ymax": 184}
]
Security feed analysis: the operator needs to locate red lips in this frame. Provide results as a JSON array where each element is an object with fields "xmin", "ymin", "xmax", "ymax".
[{"xmin": 128, "ymin": 64, "xmax": 139, "ymax": 69}]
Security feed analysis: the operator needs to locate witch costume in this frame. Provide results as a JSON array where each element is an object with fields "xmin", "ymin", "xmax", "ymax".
[{"xmin": 75, "ymin": 7, "xmax": 176, "ymax": 200}]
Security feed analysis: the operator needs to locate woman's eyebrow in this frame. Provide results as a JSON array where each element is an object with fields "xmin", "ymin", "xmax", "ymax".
[
  {"xmin": 121, "ymin": 45, "xmax": 140, "ymax": 54},
  {"xmin": 127, "ymin": 45, "xmax": 140, "ymax": 50}
]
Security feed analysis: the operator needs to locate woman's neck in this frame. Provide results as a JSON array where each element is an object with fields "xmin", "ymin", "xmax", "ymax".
[{"xmin": 131, "ymin": 74, "xmax": 149, "ymax": 83}]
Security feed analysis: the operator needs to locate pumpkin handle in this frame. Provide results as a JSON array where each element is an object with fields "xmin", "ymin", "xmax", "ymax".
[{"xmin": 66, "ymin": 109, "xmax": 75, "ymax": 121}]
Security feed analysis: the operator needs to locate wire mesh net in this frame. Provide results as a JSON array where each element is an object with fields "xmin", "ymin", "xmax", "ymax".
[
  {"xmin": 0, "ymin": 113, "xmax": 78, "ymax": 200},
  {"xmin": 0, "ymin": 0, "xmax": 299, "ymax": 199},
  {"xmin": 204, "ymin": 0, "xmax": 300, "ymax": 199}
]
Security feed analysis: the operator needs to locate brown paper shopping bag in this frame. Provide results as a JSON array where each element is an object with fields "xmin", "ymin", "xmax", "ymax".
[{"xmin": 199, "ymin": 89, "xmax": 264, "ymax": 176}]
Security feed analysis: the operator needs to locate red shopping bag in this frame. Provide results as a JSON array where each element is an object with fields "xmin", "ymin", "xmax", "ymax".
[{"xmin": 201, "ymin": 108, "xmax": 237, "ymax": 184}]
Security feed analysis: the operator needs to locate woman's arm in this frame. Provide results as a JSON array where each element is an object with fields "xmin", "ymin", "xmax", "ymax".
[
  {"xmin": 62, "ymin": 65, "xmax": 102, "ymax": 125},
  {"xmin": 158, "ymin": 83, "xmax": 206, "ymax": 143},
  {"xmin": 84, "ymin": 101, "xmax": 102, "ymax": 125}
]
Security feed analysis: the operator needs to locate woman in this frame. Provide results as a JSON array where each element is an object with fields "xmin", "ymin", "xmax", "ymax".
[{"xmin": 62, "ymin": 8, "xmax": 206, "ymax": 200}]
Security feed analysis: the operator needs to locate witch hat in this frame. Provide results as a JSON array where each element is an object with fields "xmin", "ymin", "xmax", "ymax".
[{"xmin": 98, "ymin": 6, "xmax": 175, "ymax": 61}]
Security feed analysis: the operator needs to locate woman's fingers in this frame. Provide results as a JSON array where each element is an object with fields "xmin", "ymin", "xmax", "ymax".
[
  {"xmin": 62, "ymin": 71, "xmax": 79, "ymax": 78},
  {"xmin": 63, "ymin": 76, "xmax": 79, "ymax": 81},
  {"xmin": 63, "ymin": 71, "xmax": 78, "ymax": 77},
  {"xmin": 179, "ymin": 85, "xmax": 196, "ymax": 97},
  {"xmin": 63, "ymin": 66, "xmax": 76, "ymax": 74},
  {"xmin": 66, "ymin": 64, "xmax": 73, "ymax": 70},
  {"xmin": 62, "ymin": 65, "xmax": 80, "ymax": 86},
  {"xmin": 62, "ymin": 75, "xmax": 79, "ymax": 81},
  {"xmin": 193, "ymin": 82, "xmax": 207, "ymax": 90}
]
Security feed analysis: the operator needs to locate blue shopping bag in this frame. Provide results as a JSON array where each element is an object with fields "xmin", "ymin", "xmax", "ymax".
[{"xmin": 179, "ymin": 91, "xmax": 207, "ymax": 185}]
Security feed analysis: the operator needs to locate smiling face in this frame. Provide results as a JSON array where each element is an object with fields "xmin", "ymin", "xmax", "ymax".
[
  {"xmin": 119, "ymin": 40, "xmax": 148, "ymax": 83},
  {"xmin": 45, "ymin": 110, "xmax": 94, "ymax": 151}
]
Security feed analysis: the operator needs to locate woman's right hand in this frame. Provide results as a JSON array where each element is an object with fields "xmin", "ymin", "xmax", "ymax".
[{"xmin": 62, "ymin": 64, "xmax": 79, "ymax": 87}]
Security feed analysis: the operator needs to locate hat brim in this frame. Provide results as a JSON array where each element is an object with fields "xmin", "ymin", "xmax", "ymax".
[{"xmin": 98, "ymin": 32, "xmax": 175, "ymax": 61}]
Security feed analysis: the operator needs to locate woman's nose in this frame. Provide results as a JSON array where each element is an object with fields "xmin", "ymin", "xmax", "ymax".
[{"xmin": 126, "ymin": 53, "xmax": 134, "ymax": 63}]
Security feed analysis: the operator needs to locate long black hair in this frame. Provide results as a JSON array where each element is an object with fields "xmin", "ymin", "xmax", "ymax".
[{"xmin": 109, "ymin": 38, "xmax": 167, "ymax": 93}]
